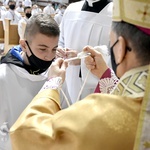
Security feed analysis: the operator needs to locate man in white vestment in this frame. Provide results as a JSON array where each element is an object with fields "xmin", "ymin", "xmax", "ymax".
[{"xmin": 58, "ymin": 0, "xmax": 112, "ymax": 103}]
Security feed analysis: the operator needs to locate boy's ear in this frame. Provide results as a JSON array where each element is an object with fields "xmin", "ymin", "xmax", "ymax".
[
  {"xmin": 115, "ymin": 36, "xmax": 126, "ymax": 64},
  {"xmin": 19, "ymin": 39, "xmax": 27, "ymax": 52}
]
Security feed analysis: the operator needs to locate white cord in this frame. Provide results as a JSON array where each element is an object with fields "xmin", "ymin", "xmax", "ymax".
[
  {"xmin": 76, "ymin": 69, "xmax": 91, "ymax": 102},
  {"xmin": 60, "ymin": 88, "xmax": 71, "ymax": 107},
  {"xmin": 58, "ymin": 69, "xmax": 90, "ymax": 106}
]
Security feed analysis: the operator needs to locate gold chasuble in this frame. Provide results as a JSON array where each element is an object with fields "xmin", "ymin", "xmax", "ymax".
[
  {"xmin": 134, "ymin": 66, "xmax": 150, "ymax": 150},
  {"xmin": 10, "ymin": 65, "xmax": 149, "ymax": 150}
]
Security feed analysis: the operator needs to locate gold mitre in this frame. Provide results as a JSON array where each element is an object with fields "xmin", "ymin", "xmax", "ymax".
[{"xmin": 112, "ymin": 0, "xmax": 150, "ymax": 29}]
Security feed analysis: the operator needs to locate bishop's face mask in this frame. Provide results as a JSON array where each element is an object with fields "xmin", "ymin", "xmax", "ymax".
[
  {"xmin": 110, "ymin": 39, "xmax": 119, "ymax": 75},
  {"xmin": 25, "ymin": 41, "xmax": 54, "ymax": 72},
  {"xmin": 110, "ymin": 39, "xmax": 132, "ymax": 76}
]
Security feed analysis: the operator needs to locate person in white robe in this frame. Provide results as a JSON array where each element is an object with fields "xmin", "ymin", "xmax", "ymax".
[
  {"xmin": 0, "ymin": 0, "xmax": 7, "ymax": 20},
  {"xmin": 31, "ymin": 4, "xmax": 42, "ymax": 15},
  {"xmin": 18, "ymin": 6, "xmax": 31, "ymax": 39},
  {"xmin": 2, "ymin": 0, "xmax": 22, "ymax": 26},
  {"xmin": 0, "ymin": 13, "xmax": 70, "ymax": 150},
  {"xmin": 24, "ymin": 0, "xmax": 32, "ymax": 7},
  {"xmin": 54, "ymin": 4, "xmax": 67, "ymax": 25},
  {"xmin": 43, "ymin": 1, "xmax": 55, "ymax": 16},
  {"xmin": 16, "ymin": 1, "xmax": 24, "ymax": 13},
  {"xmin": 58, "ymin": 0, "xmax": 112, "ymax": 103}
]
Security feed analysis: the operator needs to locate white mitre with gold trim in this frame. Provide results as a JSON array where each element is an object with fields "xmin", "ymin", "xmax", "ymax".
[{"xmin": 112, "ymin": 0, "xmax": 150, "ymax": 35}]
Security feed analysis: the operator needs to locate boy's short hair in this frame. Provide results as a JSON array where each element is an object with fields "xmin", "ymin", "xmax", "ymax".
[
  {"xmin": 8, "ymin": 0, "xmax": 16, "ymax": 5},
  {"xmin": 24, "ymin": 13, "xmax": 60, "ymax": 43},
  {"xmin": 24, "ymin": 6, "xmax": 31, "ymax": 12}
]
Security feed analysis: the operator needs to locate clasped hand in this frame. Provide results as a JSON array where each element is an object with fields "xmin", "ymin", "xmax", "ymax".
[
  {"xmin": 48, "ymin": 58, "xmax": 68, "ymax": 83},
  {"xmin": 56, "ymin": 48, "xmax": 81, "ymax": 65}
]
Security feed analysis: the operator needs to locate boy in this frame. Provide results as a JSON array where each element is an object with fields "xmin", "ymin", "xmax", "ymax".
[{"xmin": 0, "ymin": 13, "xmax": 70, "ymax": 150}]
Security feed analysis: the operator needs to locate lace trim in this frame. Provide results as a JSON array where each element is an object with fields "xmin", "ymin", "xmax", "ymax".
[
  {"xmin": 99, "ymin": 70, "xmax": 118, "ymax": 93},
  {"xmin": 0, "ymin": 122, "xmax": 9, "ymax": 142},
  {"xmin": 40, "ymin": 77, "xmax": 63, "ymax": 92}
]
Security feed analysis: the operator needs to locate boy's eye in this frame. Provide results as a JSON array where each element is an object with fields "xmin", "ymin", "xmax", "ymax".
[
  {"xmin": 39, "ymin": 49, "xmax": 46, "ymax": 51},
  {"xmin": 52, "ymin": 49, "xmax": 57, "ymax": 52}
]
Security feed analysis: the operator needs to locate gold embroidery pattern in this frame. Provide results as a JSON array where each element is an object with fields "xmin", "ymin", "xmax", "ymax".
[
  {"xmin": 133, "ymin": 66, "xmax": 150, "ymax": 150},
  {"xmin": 137, "ymin": 5, "xmax": 150, "ymax": 22},
  {"xmin": 112, "ymin": 69, "xmax": 148, "ymax": 97},
  {"xmin": 113, "ymin": 0, "xmax": 150, "ymax": 29}
]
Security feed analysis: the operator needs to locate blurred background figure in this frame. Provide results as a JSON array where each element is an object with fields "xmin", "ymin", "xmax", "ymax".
[
  {"xmin": 54, "ymin": 4, "xmax": 67, "ymax": 25},
  {"xmin": 16, "ymin": 0, "xmax": 24, "ymax": 13},
  {"xmin": 2, "ymin": 0, "xmax": 22, "ymax": 25},
  {"xmin": 18, "ymin": 6, "xmax": 32, "ymax": 39},
  {"xmin": 55, "ymin": 3, "xmax": 61, "ymax": 14},
  {"xmin": 3, "ymin": 0, "xmax": 9, "ymax": 6},
  {"xmin": 24, "ymin": 0, "xmax": 32, "ymax": 7},
  {"xmin": 0, "ymin": 0, "xmax": 7, "ymax": 20},
  {"xmin": 43, "ymin": 0, "xmax": 55, "ymax": 16},
  {"xmin": 31, "ymin": 4, "xmax": 42, "ymax": 15}
]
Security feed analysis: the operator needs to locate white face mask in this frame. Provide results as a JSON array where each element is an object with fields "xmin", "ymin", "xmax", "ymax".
[{"xmin": 86, "ymin": 0, "xmax": 101, "ymax": 7}]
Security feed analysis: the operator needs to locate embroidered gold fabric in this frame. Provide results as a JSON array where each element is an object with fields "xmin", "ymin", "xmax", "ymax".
[
  {"xmin": 134, "ymin": 66, "xmax": 150, "ymax": 150},
  {"xmin": 113, "ymin": 0, "xmax": 150, "ymax": 29},
  {"xmin": 10, "ymin": 66, "xmax": 149, "ymax": 150},
  {"xmin": 112, "ymin": 65, "xmax": 149, "ymax": 98}
]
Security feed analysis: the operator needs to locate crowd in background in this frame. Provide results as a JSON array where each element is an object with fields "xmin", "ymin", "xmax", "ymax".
[
  {"xmin": 0, "ymin": 0, "xmax": 68, "ymax": 40},
  {"xmin": 1, "ymin": 0, "xmax": 150, "ymax": 149}
]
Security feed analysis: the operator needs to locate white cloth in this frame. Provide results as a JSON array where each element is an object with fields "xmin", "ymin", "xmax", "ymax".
[
  {"xmin": 3, "ymin": 0, "xmax": 9, "ymax": 6},
  {"xmin": 59, "ymin": 1, "xmax": 113, "ymax": 103},
  {"xmin": 0, "ymin": 6, "xmax": 6, "ymax": 19},
  {"xmin": 2, "ymin": 9, "xmax": 22, "ymax": 25},
  {"xmin": 18, "ymin": 17, "xmax": 28, "ymax": 39},
  {"xmin": 54, "ymin": 12, "xmax": 63, "ymax": 25},
  {"xmin": 16, "ymin": 6, "xmax": 24, "ymax": 13},
  {"xmin": 15, "ymin": 0, "xmax": 23, "ymax": 7},
  {"xmin": 0, "ymin": 63, "xmax": 70, "ymax": 150},
  {"xmin": 86, "ymin": 0, "xmax": 101, "ymax": 7},
  {"xmin": 24, "ymin": 0, "xmax": 32, "ymax": 7},
  {"xmin": 43, "ymin": 5, "xmax": 55, "ymax": 15},
  {"xmin": 31, "ymin": 8, "xmax": 42, "ymax": 15}
]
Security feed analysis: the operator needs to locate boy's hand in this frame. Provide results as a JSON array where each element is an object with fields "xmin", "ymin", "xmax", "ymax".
[
  {"xmin": 56, "ymin": 48, "xmax": 80, "ymax": 65},
  {"xmin": 48, "ymin": 58, "xmax": 68, "ymax": 83}
]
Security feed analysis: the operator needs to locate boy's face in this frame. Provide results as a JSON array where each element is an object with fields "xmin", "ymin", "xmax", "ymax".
[
  {"xmin": 19, "ymin": 1, "xmax": 22, "ymax": 6},
  {"xmin": 25, "ymin": 8, "xmax": 31, "ymax": 14},
  {"xmin": 26, "ymin": 33, "xmax": 58, "ymax": 62}
]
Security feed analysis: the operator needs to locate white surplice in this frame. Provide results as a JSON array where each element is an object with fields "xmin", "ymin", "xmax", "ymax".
[
  {"xmin": 0, "ymin": 63, "xmax": 70, "ymax": 150},
  {"xmin": 59, "ymin": 1, "xmax": 113, "ymax": 103}
]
